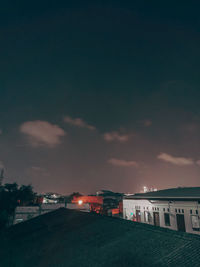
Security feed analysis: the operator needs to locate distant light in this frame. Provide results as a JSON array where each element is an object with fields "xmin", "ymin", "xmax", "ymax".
[
  {"xmin": 78, "ymin": 200, "xmax": 83, "ymax": 205},
  {"xmin": 143, "ymin": 186, "xmax": 148, "ymax": 193}
]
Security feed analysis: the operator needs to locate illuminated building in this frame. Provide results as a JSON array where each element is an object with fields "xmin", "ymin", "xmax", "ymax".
[{"xmin": 123, "ymin": 187, "xmax": 200, "ymax": 234}]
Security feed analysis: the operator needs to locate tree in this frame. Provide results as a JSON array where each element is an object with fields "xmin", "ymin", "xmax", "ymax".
[
  {"xmin": 18, "ymin": 185, "xmax": 36, "ymax": 206},
  {"xmin": 0, "ymin": 183, "xmax": 36, "ymax": 230},
  {"xmin": 4, "ymin": 183, "xmax": 18, "ymax": 193},
  {"xmin": 0, "ymin": 185, "xmax": 18, "ymax": 229}
]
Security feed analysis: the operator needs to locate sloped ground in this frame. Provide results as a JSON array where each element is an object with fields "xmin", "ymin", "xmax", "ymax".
[{"xmin": 1, "ymin": 208, "xmax": 200, "ymax": 267}]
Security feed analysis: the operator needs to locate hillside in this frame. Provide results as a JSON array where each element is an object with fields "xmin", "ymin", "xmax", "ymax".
[{"xmin": 1, "ymin": 208, "xmax": 200, "ymax": 267}]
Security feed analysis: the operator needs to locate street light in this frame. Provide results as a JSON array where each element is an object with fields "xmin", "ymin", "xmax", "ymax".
[{"xmin": 78, "ymin": 200, "xmax": 83, "ymax": 205}]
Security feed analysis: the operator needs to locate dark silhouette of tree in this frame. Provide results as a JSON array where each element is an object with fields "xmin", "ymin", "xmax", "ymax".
[
  {"xmin": 0, "ymin": 185, "xmax": 18, "ymax": 229},
  {"xmin": 4, "ymin": 183, "xmax": 18, "ymax": 193},
  {"xmin": 18, "ymin": 185, "xmax": 36, "ymax": 206},
  {"xmin": 0, "ymin": 183, "xmax": 36, "ymax": 230}
]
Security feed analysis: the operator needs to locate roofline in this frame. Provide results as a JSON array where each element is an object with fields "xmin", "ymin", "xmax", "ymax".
[{"xmin": 123, "ymin": 196, "xmax": 200, "ymax": 201}]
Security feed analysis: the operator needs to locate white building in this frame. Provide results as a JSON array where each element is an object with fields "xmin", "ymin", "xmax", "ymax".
[
  {"xmin": 123, "ymin": 187, "xmax": 200, "ymax": 235},
  {"xmin": 14, "ymin": 203, "xmax": 90, "ymax": 224},
  {"xmin": 14, "ymin": 203, "xmax": 66, "ymax": 224}
]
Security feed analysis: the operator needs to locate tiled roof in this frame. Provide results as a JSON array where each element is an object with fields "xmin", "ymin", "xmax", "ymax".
[
  {"xmin": 124, "ymin": 187, "xmax": 200, "ymax": 200},
  {"xmin": 1, "ymin": 208, "xmax": 200, "ymax": 266}
]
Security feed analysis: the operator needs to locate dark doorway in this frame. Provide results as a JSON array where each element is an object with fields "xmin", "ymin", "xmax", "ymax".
[
  {"xmin": 164, "ymin": 213, "xmax": 170, "ymax": 226},
  {"xmin": 153, "ymin": 212, "xmax": 160, "ymax": 226},
  {"xmin": 136, "ymin": 210, "xmax": 141, "ymax": 222},
  {"xmin": 176, "ymin": 214, "xmax": 186, "ymax": 232}
]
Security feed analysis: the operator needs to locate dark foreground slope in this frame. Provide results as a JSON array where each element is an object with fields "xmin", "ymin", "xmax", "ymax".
[{"xmin": 1, "ymin": 208, "xmax": 200, "ymax": 267}]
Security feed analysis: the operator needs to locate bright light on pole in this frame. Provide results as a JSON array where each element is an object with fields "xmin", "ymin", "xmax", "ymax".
[{"xmin": 78, "ymin": 200, "xmax": 83, "ymax": 205}]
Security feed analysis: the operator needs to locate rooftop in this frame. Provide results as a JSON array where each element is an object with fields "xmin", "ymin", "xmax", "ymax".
[
  {"xmin": 1, "ymin": 208, "xmax": 200, "ymax": 266},
  {"xmin": 124, "ymin": 187, "xmax": 200, "ymax": 200}
]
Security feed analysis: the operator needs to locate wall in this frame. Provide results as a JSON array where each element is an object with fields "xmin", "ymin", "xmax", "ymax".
[
  {"xmin": 67, "ymin": 203, "xmax": 90, "ymax": 212},
  {"xmin": 14, "ymin": 203, "xmax": 91, "ymax": 224},
  {"xmin": 14, "ymin": 203, "xmax": 66, "ymax": 224}
]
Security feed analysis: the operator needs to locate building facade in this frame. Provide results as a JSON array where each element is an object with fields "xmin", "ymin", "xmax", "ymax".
[
  {"xmin": 14, "ymin": 203, "xmax": 66, "ymax": 224},
  {"xmin": 14, "ymin": 203, "xmax": 91, "ymax": 224},
  {"xmin": 123, "ymin": 187, "xmax": 200, "ymax": 235}
]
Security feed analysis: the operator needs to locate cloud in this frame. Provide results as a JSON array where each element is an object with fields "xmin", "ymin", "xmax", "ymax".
[
  {"xmin": 157, "ymin": 153, "xmax": 194, "ymax": 166},
  {"xmin": 20, "ymin": 120, "xmax": 66, "ymax": 147},
  {"xmin": 64, "ymin": 116, "xmax": 95, "ymax": 130},
  {"xmin": 108, "ymin": 158, "xmax": 138, "ymax": 167},
  {"xmin": 104, "ymin": 132, "xmax": 131, "ymax": 142},
  {"xmin": 196, "ymin": 160, "xmax": 200, "ymax": 166},
  {"xmin": 143, "ymin": 120, "xmax": 152, "ymax": 127}
]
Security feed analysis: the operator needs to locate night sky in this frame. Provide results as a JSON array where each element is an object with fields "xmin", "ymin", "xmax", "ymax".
[{"xmin": 1, "ymin": 1, "xmax": 200, "ymax": 194}]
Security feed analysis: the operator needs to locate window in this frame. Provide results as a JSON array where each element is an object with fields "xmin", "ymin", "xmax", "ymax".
[
  {"xmin": 190, "ymin": 210, "xmax": 192, "ymax": 214},
  {"xmin": 147, "ymin": 207, "xmax": 149, "ymax": 210},
  {"xmin": 144, "ymin": 211, "xmax": 151, "ymax": 223},
  {"xmin": 175, "ymin": 209, "xmax": 177, "ymax": 213},
  {"xmin": 135, "ymin": 205, "xmax": 141, "ymax": 210},
  {"xmin": 163, "ymin": 208, "xmax": 165, "ymax": 212},
  {"xmin": 196, "ymin": 210, "xmax": 198, "ymax": 215},
  {"xmin": 157, "ymin": 207, "xmax": 159, "ymax": 211},
  {"xmin": 178, "ymin": 209, "xmax": 181, "ymax": 213},
  {"xmin": 167, "ymin": 208, "xmax": 170, "ymax": 212},
  {"xmin": 182, "ymin": 209, "xmax": 184, "ymax": 213},
  {"xmin": 152, "ymin": 207, "xmax": 154, "ymax": 211},
  {"xmin": 164, "ymin": 213, "xmax": 170, "ymax": 226},
  {"xmin": 191, "ymin": 215, "xmax": 200, "ymax": 231}
]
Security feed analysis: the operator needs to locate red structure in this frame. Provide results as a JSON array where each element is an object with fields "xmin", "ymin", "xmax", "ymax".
[
  {"xmin": 71, "ymin": 195, "xmax": 123, "ymax": 216},
  {"xmin": 72, "ymin": 196, "xmax": 103, "ymax": 213},
  {"xmin": 111, "ymin": 208, "xmax": 120, "ymax": 215},
  {"xmin": 72, "ymin": 196, "xmax": 103, "ymax": 205}
]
